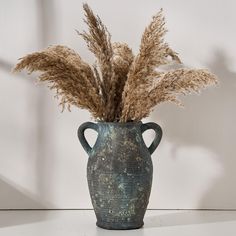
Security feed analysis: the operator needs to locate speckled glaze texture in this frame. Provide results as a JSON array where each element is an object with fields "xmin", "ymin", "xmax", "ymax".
[{"xmin": 78, "ymin": 121, "xmax": 162, "ymax": 230}]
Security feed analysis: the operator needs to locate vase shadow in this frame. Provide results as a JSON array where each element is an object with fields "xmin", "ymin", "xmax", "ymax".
[
  {"xmin": 151, "ymin": 49, "xmax": 236, "ymax": 209},
  {"xmin": 144, "ymin": 210, "xmax": 236, "ymax": 228},
  {"xmin": 95, "ymin": 226, "xmax": 145, "ymax": 236}
]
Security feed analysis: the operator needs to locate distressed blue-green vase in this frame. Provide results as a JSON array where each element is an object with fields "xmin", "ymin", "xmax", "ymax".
[{"xmin": 78, "ymin": 121, "xmax": 162, "ymax": 230}]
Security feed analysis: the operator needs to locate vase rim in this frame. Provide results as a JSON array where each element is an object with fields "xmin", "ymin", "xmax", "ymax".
[{"xmin": 96, "ymin": 120, "xmax": 142, "ymax": 126}]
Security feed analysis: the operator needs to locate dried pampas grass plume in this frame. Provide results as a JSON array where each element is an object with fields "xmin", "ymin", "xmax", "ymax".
[
  {"xmin": 14, "ymin": 45, "xmax": 105, "ymax": 119},
  {"xmin": 112, "ymin": 42, "xmax": 134, "ymax": 120},
  {"xmin": 14, "ymin": 3, "xmax": 218, "ymax": 123},
  {"xmin": 78, "ymin": 3, "xmax": 116, "ymax": 121},
  {"xmin": 121, "ymin": 9, "xmax": 182, "ymax": 121},
  {"xmin": 121, "ymin": 69, "xmax": 217, "ymax": 122}
]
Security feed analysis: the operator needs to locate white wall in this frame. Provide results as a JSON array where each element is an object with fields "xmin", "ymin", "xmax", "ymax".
[{"xmin": 0, "ymin": 0, "xmax": 235, "ymax": 209}]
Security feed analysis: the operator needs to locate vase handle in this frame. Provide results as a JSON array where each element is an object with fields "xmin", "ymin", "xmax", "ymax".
[
  {"xmin": 78, "ymin": 122, "xmax": 98, "ymax": 155},
  {"xmin": 141, "ymin": 122, "xmax": 162, "ymax": 155}
]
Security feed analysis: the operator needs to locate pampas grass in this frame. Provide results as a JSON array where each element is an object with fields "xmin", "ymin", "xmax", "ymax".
[{"xmin": 14, "ymin": 3, "xmax": 218, "ymax": 122}]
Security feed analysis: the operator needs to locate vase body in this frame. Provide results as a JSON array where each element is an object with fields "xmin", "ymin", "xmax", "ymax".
[{"xmin": 78, "ymin": 121, "xmax": 162, "ymax": 230}]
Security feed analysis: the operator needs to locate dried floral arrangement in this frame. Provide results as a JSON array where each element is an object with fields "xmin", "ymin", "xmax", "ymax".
[{"xmin": 14, "ymin": 3, "xmax": 218, "ymax": 122}]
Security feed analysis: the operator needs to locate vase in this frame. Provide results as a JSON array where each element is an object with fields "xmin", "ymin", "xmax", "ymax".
[{"xmin": 78, "ymin": 121, "xmax": 162, "ymax": 230}]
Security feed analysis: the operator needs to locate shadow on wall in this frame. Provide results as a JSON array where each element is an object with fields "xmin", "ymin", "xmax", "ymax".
[
  {"xmin": 152, "ymin": 49, "xmax": 236, "ymax": 209},
  {"xmin": 34, "ymin": 0, "xmax": 57, "ymax": 213},
  {"xmin": 0, "ymin": 0, "xmax": 58, "ymax": 210},
  {"xmin": 0, "ymin": 175, "xmax": 54, "ymax": 228}
]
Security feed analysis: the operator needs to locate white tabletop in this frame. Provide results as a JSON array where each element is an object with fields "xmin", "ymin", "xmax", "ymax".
[{"xmin": 0, "ymin": 210, "xmax": 236, "ymax": 236}]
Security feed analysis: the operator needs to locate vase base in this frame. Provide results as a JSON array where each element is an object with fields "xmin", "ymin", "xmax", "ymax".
[{"xmin": 96, "ymin": 221, "xmax": 144, "ymax": 230}]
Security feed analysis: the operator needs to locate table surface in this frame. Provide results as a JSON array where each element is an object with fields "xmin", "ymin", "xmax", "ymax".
[{"xmin": 0, "ymin": 210, "xmax": 236, "ymax": 236}]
